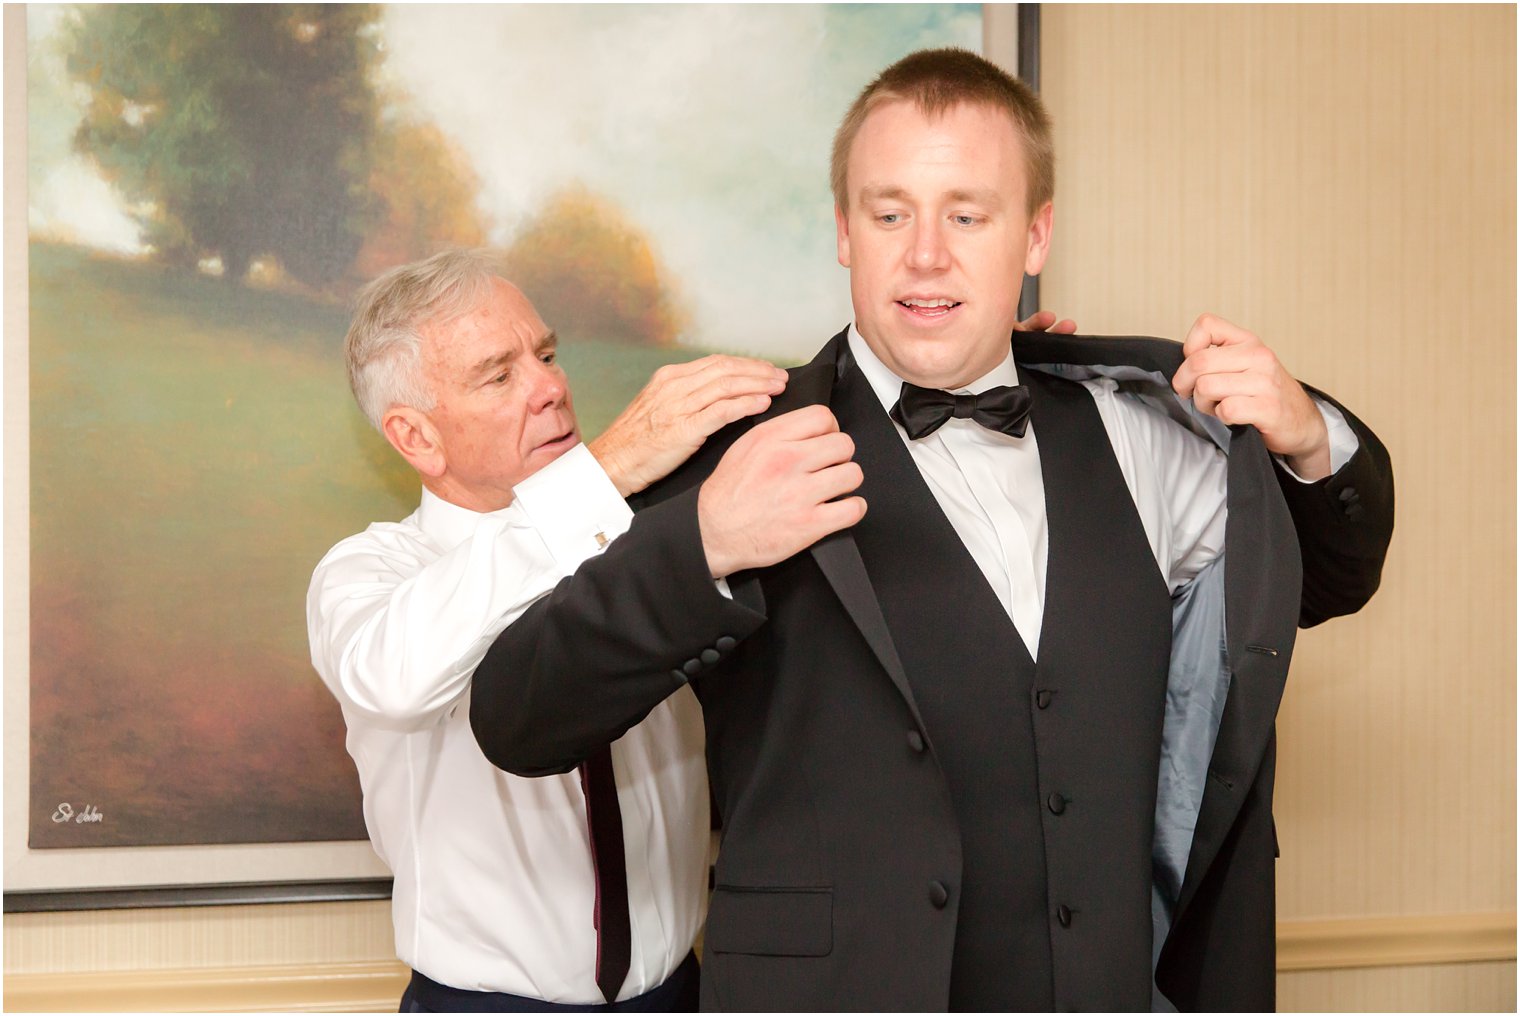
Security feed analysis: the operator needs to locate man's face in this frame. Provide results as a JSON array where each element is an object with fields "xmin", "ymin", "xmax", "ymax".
[
  {"xmin": 416, "ymin": 278, "xmax": 579, "ymax": 511},
  {"xmin": 836, "ymin": 99, "xmax": 1052, "ymax": 390}
]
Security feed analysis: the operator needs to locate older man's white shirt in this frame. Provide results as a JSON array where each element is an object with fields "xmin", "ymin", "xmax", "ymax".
[{"xmin": 307, "ymin": 444, "xmax": 708, "ymax": 1003}]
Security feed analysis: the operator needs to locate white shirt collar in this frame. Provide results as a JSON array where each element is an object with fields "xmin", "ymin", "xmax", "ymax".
[
  {"xmin": 845, "ymin": 324, "xmax": 1022, "ymax": 414},
  {"xmin": 415, "ymin": 486, "xmax": 523, "ymax": 551}
]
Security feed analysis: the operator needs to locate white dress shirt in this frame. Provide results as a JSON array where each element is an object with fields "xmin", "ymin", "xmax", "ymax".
[
  {"xmin": 846, "ymin": 327, "xmax": 1356, "ymax": 657},
  {"xmin": 306, "ymin": 444, "xmax": 709, "ymax": 1003}
]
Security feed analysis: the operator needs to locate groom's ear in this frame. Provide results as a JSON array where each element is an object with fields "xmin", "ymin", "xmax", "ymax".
[
  {"xmin": 1024, "ymin": 200, "xmax": 1053, "ymax": 277},
  {"xmin": 835, "ymin": 203, "xmax": 853, "ymax": 269}
]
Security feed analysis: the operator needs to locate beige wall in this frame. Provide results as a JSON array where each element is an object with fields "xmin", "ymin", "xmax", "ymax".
[
  {"xmin": 7, "ymin": 5, "xmax": 1515, "ymax": 1013},
  {"xmin": 1041, "ymin": 4, "xmax": 1515, "ymax": 1010}
]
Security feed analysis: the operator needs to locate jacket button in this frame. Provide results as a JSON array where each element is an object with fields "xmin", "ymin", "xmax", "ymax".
[
  {"xmin": 714, "ymin": 636, "xmax": 737, "ymax": 652},
  {"xmin": 1047, "ymin": 793, "xmax": 1067, "ymax": 815},
  {"xmin": 1035, "ymin": 690, "xmax": 1052, "ymax": 710},
  {"xmin": 1345, "ymin": 503, "xmax": 1365, "ymax": 520},
  {"xmin": 682, "ymin": 658, "xmax": 702, "ymax": 676},
  {"xmin": 700, "ymin": 648, "xmax": 721, "ymax": 665},
  {"xmin": 929, "ymin": 881, "xmax": 949, "ymax": 908},
  {"xmin": 1338, "ymin": 487, "xmax": 1358, "ymax": 502},
  {"xmin": 906, "ymin": 730, "xmax": 925, "ymax": 753},
  {"xmin": 1057, "ymin": 904, "xmax": 1072, "ymax": 927}
]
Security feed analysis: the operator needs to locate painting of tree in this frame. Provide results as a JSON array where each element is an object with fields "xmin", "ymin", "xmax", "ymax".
[
  {"xmin": 65, "ymin": 5, "xmax": 383, "ymax": 287},
  {"xmin": 18, "ymin": 3, "xmax": 980, "ymax": 872}
]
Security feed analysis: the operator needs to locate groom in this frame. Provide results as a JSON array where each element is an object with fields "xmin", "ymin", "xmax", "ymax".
[{"xmin": 469, "ymin": 47, "xmax": 1393, "ymax": 1011}]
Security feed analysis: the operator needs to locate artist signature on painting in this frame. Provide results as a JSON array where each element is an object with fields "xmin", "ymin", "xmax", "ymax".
[{"xmin": 52, "ymin": 803, "xmax": 104, "ymax": 825}]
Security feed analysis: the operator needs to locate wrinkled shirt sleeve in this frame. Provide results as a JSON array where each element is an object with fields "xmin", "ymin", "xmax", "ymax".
[{"xmin": 306, "ymin": 445, "xmax": 633, "ymax": 731}]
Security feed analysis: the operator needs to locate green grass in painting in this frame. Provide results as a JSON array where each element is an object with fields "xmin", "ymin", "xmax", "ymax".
[{"xmin": 27, "ymin": 242, "xmax": 723, "ymax": 847}]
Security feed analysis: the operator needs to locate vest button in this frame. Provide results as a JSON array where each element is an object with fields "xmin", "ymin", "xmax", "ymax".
[
  {"xmin": 700, "ymin": 648, "xmax": 721, "ymax": 665},
  {"xmin": 1047, "ymin": 793, "xmax": 1067, "ymax": 815},
  {"xmin": 929, "ymin": 881, "xmax": 949, "ymax": 908},
  {"xmin": 1035, "ymin": 689, "xmax": 1053, "ymax": 709},
  {"xmin": 715, "ymin": 636, "xmax": 737, "ymax": 652},
  {"xmin": 682, "ymin": 658, "xmax": 702, "ymax": 676},
  {"xmin": 1057, "ymin": 904, "xmax": 1073, "ymax": 927},
  {"xmin": 906, "ymin": 730, "xmax": 925, "ymax": 753}
]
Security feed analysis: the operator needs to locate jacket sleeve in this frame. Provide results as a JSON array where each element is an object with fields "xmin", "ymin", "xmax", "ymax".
[
  {"xmin": 1275, "ymin": 387, "xmax": 1395, "ymax": 627},
  {"xmin": 468, "ymin": 484, "xmax": 767, "ymax": 776}
]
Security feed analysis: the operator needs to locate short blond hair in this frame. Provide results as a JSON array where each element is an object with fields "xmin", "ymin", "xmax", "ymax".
[
  {"xmin": 344, "ymin": 248, "xmax": 509, "ymax": 430},
  {"xmin": 830, "ymin": 47, "xmax": 1054, "ymax": 217}
]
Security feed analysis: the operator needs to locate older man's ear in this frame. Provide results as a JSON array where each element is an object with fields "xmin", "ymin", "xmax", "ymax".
[{"xmin": 383, "ymin": 406, "xmax": 447, "ymax": 479}]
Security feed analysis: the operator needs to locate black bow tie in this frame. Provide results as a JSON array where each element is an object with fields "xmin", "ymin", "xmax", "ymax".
[{"xmin": 890, "ymin": 381, "xmax": 1033, "ymax": 440}]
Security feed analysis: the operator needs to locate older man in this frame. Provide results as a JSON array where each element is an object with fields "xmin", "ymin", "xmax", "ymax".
[
  {"xmin": 468, "ymin": 49, "xmax": 1394, "ymax": 1011},
  {"xmin": 307, "ymin": 248, "xmax": 872, "ymax": 1011}
]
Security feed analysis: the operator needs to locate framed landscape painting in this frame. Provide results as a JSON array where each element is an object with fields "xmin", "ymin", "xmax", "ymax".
[{"xmin": 6, "ymin": 3, "xmax": 991, "ymax": 906}]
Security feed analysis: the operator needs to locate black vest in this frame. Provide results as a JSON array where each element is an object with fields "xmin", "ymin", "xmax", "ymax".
[{"xmin": 836, "ymin": 358, "xmax": 1173, "ymax": 1010}]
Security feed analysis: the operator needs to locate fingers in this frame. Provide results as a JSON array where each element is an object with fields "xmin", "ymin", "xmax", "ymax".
[
  {"xmin": 640, "ymin": 356, "xmax": 786, "ymax": 415},
  {"xmin": 646, "ymin": 358, "xmax": 787, "ymax": 438},
  {"xmin": 793, "ymin": 431, "xmax": 856, "ymax": 474},
  {"xmin": 809, "ymin": 494, "xmax": 869, "ymax": 539},
  {"xmin": 731, "ymin": 412, "xmax": 852, "ymax": 479},
  {"xmin": 1180, "ymin": 313, "xmax": 1259, "ymax": 358},
  {"xmin": 818, "ymin": 495, "xmax": 868, "ymax": 528},
  {"xmin": 805, "ymin": 457, "xmax": 863, "ymax": 501},
  {"xmin": 746, "ymin": 404, "xmax": 841, "ymax": 442},
  {"xmin": 697, "ymin": 406, "xmax": 863, "ymax": 576},
  {"xmin": 687, "ymin": 392, "xmax": 777, "ymax": 439},
  {"xmin": 593, "ymin": 357, "xmax": 789, "ymax": 494},
  {"xmin": 1015, "ymin": 310, "xmax": 1055, "ymax": 332},
  {"xmin": 1175, "ymin": 343, "xmax": 1267, "ymax": 400},
  {"xmin": 1015, "ymin": 311, "xmax": 1079, "ymax": 334},
  {"xmin": 654, "ymin": 354, "xmax": 787, "ymax": 390},
  {"xmin": 1173, "ymin": 332, "xmax": 1274, "ymax": 400},
  {"xmin": 1209, "ymin": 394, "xmax": 1271, "ymax": 428},
  {"xmin": 729, "ymin": 410, "xmax": 851, "ymax": 479},
  {"xmin": 681, "ymin": 371, "xmax": 787, "ymax": 417},
  {"xmin": 1190, "ymin": 369, "xmax": 1274, "ymax": 418}
]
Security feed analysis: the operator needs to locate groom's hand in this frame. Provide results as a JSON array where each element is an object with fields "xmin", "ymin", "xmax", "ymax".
[{"xmin": 697, "ymin": 406, "xmax": 866, "ymax": 578}]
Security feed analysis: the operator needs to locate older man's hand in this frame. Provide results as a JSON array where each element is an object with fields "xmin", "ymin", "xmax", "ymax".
[
  {"xmin": 590, "ymin": 355, "xmax": 789, "ymax": 496},
  {"xmin": 1172, "ymin": 314, "xmax": 1332, "ymax": 480}
]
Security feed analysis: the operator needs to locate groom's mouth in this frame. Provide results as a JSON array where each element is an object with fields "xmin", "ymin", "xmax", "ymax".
[{"xmin": 897, "ymin": 297, "xmax": 963, "ymax": 321}]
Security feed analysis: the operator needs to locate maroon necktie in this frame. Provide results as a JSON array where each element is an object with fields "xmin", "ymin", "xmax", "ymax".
[{"xmin": 580, "ymin": 745, "xmax": 631, "ymax": 1004}]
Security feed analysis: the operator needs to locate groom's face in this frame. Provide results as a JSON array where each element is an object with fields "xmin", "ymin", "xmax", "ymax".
[{"xmin": 835, "ymin": 99, "xmax": 1053, "ymax": 390}]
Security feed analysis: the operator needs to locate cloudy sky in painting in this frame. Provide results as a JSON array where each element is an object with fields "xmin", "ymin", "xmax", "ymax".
[{"xmin": 28, "ymin": 4, "xmax": 980, "ymax": 358}]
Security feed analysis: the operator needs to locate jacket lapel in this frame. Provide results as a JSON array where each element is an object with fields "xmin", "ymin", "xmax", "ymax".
[
  {"xmin": 1170, "ymin": 422, "xmax": 1300, "ymax": 924},
  {"xmin": 780, "ymin": 331, "xmax": 925, "ymax": 731}
]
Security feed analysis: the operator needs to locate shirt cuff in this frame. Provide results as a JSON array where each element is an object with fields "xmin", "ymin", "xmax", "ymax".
[
  {"xmin": 510, "ymin": 443, "xmax": 634, "ymax": 572},
  {"xmin": 1274, "ymin": 399, "xmax": 1359, "ymax": 483}
]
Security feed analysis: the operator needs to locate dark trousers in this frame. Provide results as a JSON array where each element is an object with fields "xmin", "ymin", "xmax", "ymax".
[{"xmin": 400, "ymin": 952, "xmax": 699, "ymax": 1013}]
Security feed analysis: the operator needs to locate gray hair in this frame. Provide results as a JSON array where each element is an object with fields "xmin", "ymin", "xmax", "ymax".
[{"xmin": 344, "ymin": 247, "xmax": 511, "ymax": 430}]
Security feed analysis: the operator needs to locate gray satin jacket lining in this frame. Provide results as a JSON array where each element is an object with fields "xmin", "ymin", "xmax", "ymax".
[{"xmin": 1025, "ymin": 362, "xmax": 1235, "ymax": 989}]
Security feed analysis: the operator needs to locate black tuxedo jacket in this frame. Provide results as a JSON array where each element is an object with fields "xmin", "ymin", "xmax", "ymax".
[{"xmin": 470, "ymin": 329, "xmax": 1394, "ymax": 1011}]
